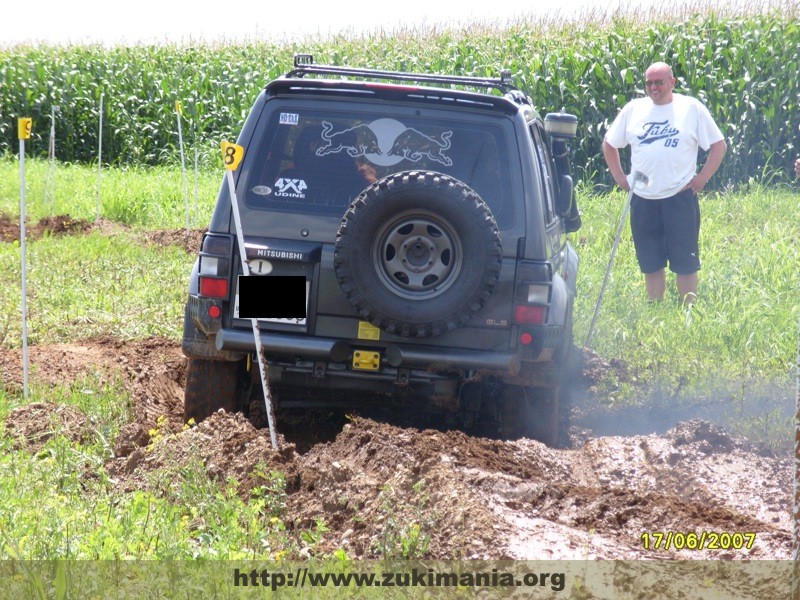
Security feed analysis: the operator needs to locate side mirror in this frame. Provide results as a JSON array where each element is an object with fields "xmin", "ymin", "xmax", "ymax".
[
  {"xmin": 556, "ymin": 174, "xmax": 574, "ymax": 216},
  {"xmin": 558, "ymin": 173, "xmax": 582, "ymax": 232},
  {"xmin": 545, "ymin": 110, "xmax": 581, "ymax": 233}
]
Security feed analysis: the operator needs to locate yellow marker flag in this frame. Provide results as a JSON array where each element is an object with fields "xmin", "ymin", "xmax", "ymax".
[
  {"xmin": 221, "ymin": 141, "xmax": 244, "ymax": 171},
  {"xmin": 175, "ymin": 100, "xmax": 182, "ymax": 113},
  {"xmin": 18, "ymin": 118, "xmax": 32, "ymax": 140}
]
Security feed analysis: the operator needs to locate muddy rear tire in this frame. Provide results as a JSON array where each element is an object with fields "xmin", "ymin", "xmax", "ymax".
[{"xmin": 184, "ymin": 358, "xmax": 241, "ymax": 424}]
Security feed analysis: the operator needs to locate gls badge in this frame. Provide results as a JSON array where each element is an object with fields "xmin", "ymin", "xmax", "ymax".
[{"xmin": 273, "ymin": 178, "xmax": 308, "ymax": 198}]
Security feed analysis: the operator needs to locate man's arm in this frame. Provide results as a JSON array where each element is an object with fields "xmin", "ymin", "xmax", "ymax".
[
  {"xmin": 685, "ymin": 139, "xmax": 727, "ymax": 193},
  {"xmin": 602, "ymin": 140, "xmax": 630, "ymax": 191},
  {"xmin": 795, "ymin": 157, "xmax": 800, "ymax": 178}
]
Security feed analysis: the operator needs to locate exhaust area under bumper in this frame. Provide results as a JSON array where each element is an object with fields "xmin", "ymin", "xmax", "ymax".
[{"xmin": 215, "ymin": 328, "xmax": 520, "ymax": 376}]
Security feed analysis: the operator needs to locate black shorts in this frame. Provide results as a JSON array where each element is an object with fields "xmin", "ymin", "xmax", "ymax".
[{"xmin": 629, "ymin": 189, "xmax": 701, "ymax": 275}]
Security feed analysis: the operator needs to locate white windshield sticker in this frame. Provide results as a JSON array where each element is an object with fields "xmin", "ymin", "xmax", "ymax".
[
  {"xmin": 251, "ymin": 185, "xmax": 272, "ymax": 196},
  {"xmin": 280, "ymin": 113, "xmax": 300, "ymax": 125}
]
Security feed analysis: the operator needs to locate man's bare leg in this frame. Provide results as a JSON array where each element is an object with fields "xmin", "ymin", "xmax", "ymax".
[
  {"xmin": 645, "ymin": 269, "xmax": 666, "ymax": 301},
  {"xmin": 677, "ymin": 272, "xmax": 698, "ymax": 304}
]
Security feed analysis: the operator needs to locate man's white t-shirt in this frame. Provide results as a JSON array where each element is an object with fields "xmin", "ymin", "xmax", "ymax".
[{"xmin": 604, "ymin": 93, "xmax": 724, "ymax": 199}]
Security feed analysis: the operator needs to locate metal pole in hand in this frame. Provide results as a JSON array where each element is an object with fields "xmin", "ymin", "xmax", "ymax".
[{"xmin": 584, "ymin": 171, "xmax": 648, "ymax": 348}]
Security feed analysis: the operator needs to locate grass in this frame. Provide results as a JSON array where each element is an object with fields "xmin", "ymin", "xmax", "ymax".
[
  {"xmin": 575, "ymin": 182, "xmax": 798, "ymax": 379},
  {"xmin": 0, "ymin": 157, "xmax": 210, "ymax": 345},
  {"xmin": 0, "ymin": 231, "xmax": 194, "ymax": 346},
  {"xmin": 574, "ymin": 182, "xmax": 798, "ymax": 446},
  {"xmin": 0, "ymin": 155, "xmax": 219, "ymax": 229},
  {"xmin": 0, "ymin": 159, "xmax": 329, "ymax": 562}
]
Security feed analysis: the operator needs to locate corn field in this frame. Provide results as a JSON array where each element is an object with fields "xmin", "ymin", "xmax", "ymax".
[{"xmin": 0, "ymin": 3, "xmax": 798, "ymax": 187}]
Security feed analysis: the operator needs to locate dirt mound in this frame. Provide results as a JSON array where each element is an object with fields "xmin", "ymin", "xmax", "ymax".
[
  {"xmin": 142, "ymin": 228, "xmax": 205, "ymax": 254},
  {"xmin": 0, "ymin": 211, "xmax": 204, "ymax": 253},
  {"xmin": 105, "ymin": 407, "xmax": 793, "ymax": 560},
  {"xmin": 0, "ymin": 337, "xmax": 791, "ymax": 560},
  {"xmin": 0, "ymin": 213, "xmax": 93, "ymax": 242},
  {"xmin": 0, "ymin": 335, "xmax": 186, "ymax": 455},
  {"xmin": 5, "ymin": 401, "xmax": 92, "ymax": 453},
  {"xmin": 107, "ymin": 410, "xmax": 296, "ymax": 497}
]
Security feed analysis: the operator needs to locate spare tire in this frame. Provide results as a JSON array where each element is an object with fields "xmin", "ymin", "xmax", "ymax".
[{"xmin": 334, "ymin": 170, "xmax": 502, "ymax": 337}]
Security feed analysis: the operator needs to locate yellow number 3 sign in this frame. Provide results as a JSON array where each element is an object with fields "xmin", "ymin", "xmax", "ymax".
[
  {"xmin": 221, "ymin": 141, "xmax": 244, "ymax": 171},
  {"xmin": 18, "ymin": 118, "xmax": 32, "ymax": 140}
]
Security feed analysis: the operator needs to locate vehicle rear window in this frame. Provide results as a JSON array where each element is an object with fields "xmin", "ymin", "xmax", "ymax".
[{"xmin": 243, "ymin": 109, "xmax": 515, "ymax": 228}]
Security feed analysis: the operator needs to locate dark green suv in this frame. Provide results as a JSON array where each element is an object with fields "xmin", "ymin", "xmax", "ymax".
[{"xmin": 182, "ymin": 54, "xmax": 581, "ymax": 446}]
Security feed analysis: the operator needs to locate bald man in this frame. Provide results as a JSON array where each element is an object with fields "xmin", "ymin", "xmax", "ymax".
[{"xmin": 603, "ymin": 62, "xmax": 726, "ymax": 304}]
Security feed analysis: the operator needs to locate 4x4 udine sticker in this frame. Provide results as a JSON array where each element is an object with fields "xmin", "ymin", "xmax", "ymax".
[{"xmin": 272, "ymin": 178, "xmax": 308, "ymax": 198}]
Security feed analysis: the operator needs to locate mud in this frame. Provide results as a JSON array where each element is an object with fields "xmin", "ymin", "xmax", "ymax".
[{"xmin": 0, "ymin": 336, "xmax": 791, "ymax": 561}]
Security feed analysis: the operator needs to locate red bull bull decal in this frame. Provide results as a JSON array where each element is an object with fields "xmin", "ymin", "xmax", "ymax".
[{"xmin": 315, "ymin": 118, "xmax": 453, "ymax": 167}]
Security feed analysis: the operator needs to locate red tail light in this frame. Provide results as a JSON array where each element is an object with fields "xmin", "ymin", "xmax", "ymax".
[
  {"xmin": 197, "ymin": 233, "xmax": 234, "ymax": 300},
  {"xmin": 199, "ymin": 277, "xmax": 228, "ymax": 298},
  {"xmin": 514, "ymin": 305, "xmax": 546, "ymax": 325}
]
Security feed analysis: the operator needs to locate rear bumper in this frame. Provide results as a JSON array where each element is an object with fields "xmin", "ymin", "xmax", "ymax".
[{"xmin": 215, "ymin": 328, "xmax": 521, "ymax": 376}]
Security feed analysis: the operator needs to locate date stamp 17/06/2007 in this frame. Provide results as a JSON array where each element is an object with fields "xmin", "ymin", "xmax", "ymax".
[{"xmin": 641, "ymin": 531, "xmax": 756, "ymax": 552}]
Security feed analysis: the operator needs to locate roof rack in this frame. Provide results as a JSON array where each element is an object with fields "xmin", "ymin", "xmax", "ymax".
[{"xmin": 287, "ymin": 53, "xmax": 518, "ymax": 95}]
